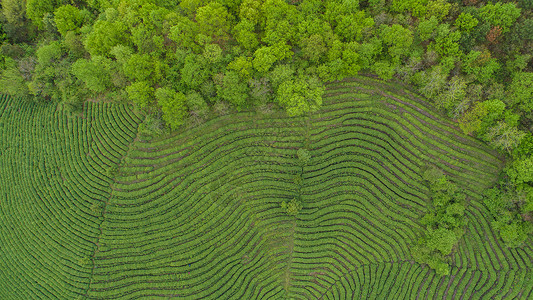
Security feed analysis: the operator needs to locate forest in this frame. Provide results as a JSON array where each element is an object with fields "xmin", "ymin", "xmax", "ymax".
[{"xmin": 0, "ymin": 0, "xmax": 532, "ymax": 298}]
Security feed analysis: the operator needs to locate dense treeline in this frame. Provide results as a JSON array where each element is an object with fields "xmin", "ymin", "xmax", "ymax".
[
  {"xmin": 0, "ymin": 0, "xmax": 531, "ymax": 263},
  {"xmin": 413, "ymin": 167, "xmax": 467, "ymax": 276}
]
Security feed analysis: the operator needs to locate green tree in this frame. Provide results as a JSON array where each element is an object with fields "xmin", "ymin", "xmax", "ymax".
[
  {"xmin": 276, "ymin": 75, "xmax": 324, "ymax": 117},
  {"xmin": 281, "ymin": 198, "xmax": 302, "ymax": 216},
  {"xmin": 54, "ymin": 5, "xmax": 83, "ymax": 36},
  {"xmin": 479, "ymin": 2, "xmax": 521, "ymax": 33},
  {"xmin": 196, "ymin": 2, "xmax": 232, "ymax": 40},
  {"xmin": 391, "ymin": 0, "xmax": 428, "ymax": 18},
  {"xmin": 169, "ymin": 16, "xmax": 200, "ymax": 51},
  {"xmin": 301, "ymin": 34, "xmax": 327, "ymax": 63},
  {"xmin": 180, "ymin": 54, "xmax": 209, "ymax": 90},
  {"xmin": 71, "ymin": 56, "xmax": 112, "ymax": 93},
  {"xmin": 227, "ymin": 56, "xmax": 253, "ymax": 79},
  {"xmin": 123, "ymin": 53, "xmax": 155, "ymax": 82},
  {"xmin": 0, "ymin": 58, "xmax": 29, "ymax": 98},
  {"xmin": 155, "ymin": 87, "xmax": 188, "ymax": 129},
  {"xmin": 508, "ymin": 72, "xmax": 533, "ymax": 112},
  {"xmin": 84, "ymin": 20, "xmax": 129, "ymax": 56},
  {"xmin": 507, "ymin": 156, "xmax": 533, "ymax": 185},
  {"xmin": 417, "ymin": 16, "xmax": 439, "ymax": 41},
  {"xmin": 430, "ymin": 24, "xmax": 461, "ymax": 58},
  {"xmin": 253, "ymin": 46, "xmax": 278, "ymax": 74},
  {"xmin": 458, "ymin": 102, "xmax": 488, "ymax": 135},
  {"xmin": 484, "ymin": 121, "xmax": 526, "ymax": 154},
  {"xmin": 233, "ymin": 19, "xmax": 259, "ymax": 51},
  {"xmin": 455, "ymin": 13, "xmax": 478, "ymax": 33},
  {"xmin": 26, "ymin": 0, "xmax": 56, "ymax": 27},
  {"xmin": 380, "ymin": 24, "xmax": 413, "ymax": 60},
  {"xmin": 216, "ymin": 71, "xmax": 248, "ymax": 110},
  {"xmin": 126, "ymin": 81, "xmax": 154, "ymax": 109},
  {"xmin": 334, "ymin": 11, "xmax": 374, "ymax": 43}
]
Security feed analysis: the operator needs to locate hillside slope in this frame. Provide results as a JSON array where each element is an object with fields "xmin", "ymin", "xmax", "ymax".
[{"xmin": 0, "ymin": 77, "xmax": 531, "ymax": 299}]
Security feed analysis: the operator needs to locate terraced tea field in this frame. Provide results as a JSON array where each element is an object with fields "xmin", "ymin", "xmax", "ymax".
[{"xmin": 1, "ymin": 76, "xmax": 531, "ymax": 299}]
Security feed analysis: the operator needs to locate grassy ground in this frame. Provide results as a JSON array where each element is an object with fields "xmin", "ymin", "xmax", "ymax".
[{"xmin": 0, "ymin": 77, "xmax": 531, "ymax": 299}]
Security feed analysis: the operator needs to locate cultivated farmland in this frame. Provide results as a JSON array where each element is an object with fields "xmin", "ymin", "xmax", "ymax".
[{"xmin": 1, "ymin": 77, "xmax": 531, "ymax": 299}]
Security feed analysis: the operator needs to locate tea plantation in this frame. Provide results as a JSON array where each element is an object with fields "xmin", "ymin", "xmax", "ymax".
[{"xmin": 1, "ymin": 77, "xmax": 531, "ymax": 299}]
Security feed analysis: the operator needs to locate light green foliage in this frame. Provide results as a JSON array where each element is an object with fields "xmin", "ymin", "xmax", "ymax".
[
  {"xmin": 84, "ymin": 19, "xmax": 129, "ymax": 56},
  {"xmin": 297, "ymin": 148, "xmax": 310, "ymax": 165},
  {"xmin": 417, "ymin": 16, "xmax": 439, "ymax": 41},
  {"xmin": 481, "ymin": 99, "xmax": 506, "ymax": 125},
  {"xmin": 169, "ymin": 16, "xmax": 200, "ymax": 50},
  {"xmin": 371, "ymin": 60, "xmax": 396, "ymax": 81},
  {"xmin": 261, "ymin": 0, "xmax": 298, "ymax": 45},
  {"xmin": 252, "ymin": 46, "xmax": 277, "ymax": 73},
  {"xmin": 216, "ymin": 71, "xmax": 248, "ymax": 109},
  {"xmin": 0, "ymin": 58, "xmax": 29, "ymax": 98},
  {"xmin": 281, "ymin": 198, "xmax": 302, "ymax": 216},
  {"xmin": 233, "ymin": 19, "xmax": 259, "ymax": 51},
  {"xmin": 413, "ymin": 66, "xmax": 447, "ymax": 98},
  {"xmin": 462, "ymin": 50, "xmax": 500, "ymax": 84},
  {"xmin": 196, "ymin": 2, "xmax": 232, "ymax": 40},
  {"xmin": 123, "ymin": 53, "xmax": 155, "ymax": 82},
  {"xmin": 334, "ymin": 10, "xmax": 374, "ymax": 43},
  {"xmin": 484, "ymin": 121, "xmax": 526, "ymax": 154},
  {"xmin": 36, "ymin": 41, "xmax": 63, "ymax": 66},
  {"xmin": 435, "ymin": 76, "xmax": 467, "ymax": 117},
  {"xmin": 357, "ymin": 39, "xmax": 382, "ymax": 69},
  {"xmin": 459, "ymin": 102, "xmax": 488, "ymax": 135},
  {"xmin": 126, "ymin": 80, "xmax": 154, "ymax": 109},
  {"xmin": 54, "ymin": 5, "xmax": 83, "ymax": 36},
  {"xmin": 430, "ymin": 24, "xmax": 461, "ymax": 58},
  {"xmin": 185, "ymin": 91, "xmax": 209, "ymax": 116},
  {"xmin": 507, "ymin": 156, "xmax": 533, "ymax": 185},
  {"xmin": 71, "ymin": 56, "xmax": 111, "ymax": 93},
  {"xmin": 341, "ymin": 41, "xmax": 362, "ymax": 77},
  {"xmin": 203, "ymin": 43, "xmax": 223, "ymax": 64},
  {"xmin": 252, "ymin": 43, "xmax": 292, "ymax": 73},
  {"xmin": 484, "ymin": 186, "xmax": 533, "ymax": 248},
  {"xmin": 479, "ymin": 2, "xmax": 521, "ymax": 33},
  {"xmin": 508, "ymin": 72, "xmax": 533, "ymax": 112},
  {"xmin": 414, "ymin": 167, "xmax": 467, "ymax": 275},
  {"xmin": 155, "ymin": 87, "xmax": 188, "ymax": 129},
  {"xmin": 425, "ymin": 227, "xmax": 456, "ymax": 255},
  {"xmin": 109, "ymin": 45, "xmax": 133, "ymax": 65},
  {"xmin": 180, "ymin": 0, "xmax": 207, "ymax": 15},
  {"xmin": 301, "ymin": 34, "xmax": 327, "ymax": 63},
  {"xmin": 239, "ymin": 0, "xmax": 262, "ymax": 24},
  {"xmin": 26, "ymin": 0, "xmax": 55, "ymax": 27},
  {"xmin": 228, "ymin": 56, "xmax": 253, "ymax": 79},
  {"xmin": 455, "ymin": 13, "xmax": 478, "ymax": 33},
  {"xmin": 268, "ymin": 64, "xmax": 295, "ymax": 89},
  {"xmin": 498, "ymin": 222, "xmax": 532, "ymax": 248},
  {"xmin": 425, "ymin": 0, "xmax": 451, "ymax": 21},
  {"xmin": 180, "ymin": 54, "xmax": 209, "ymax": 89},
  {"xmin": 483, "ymin": 121, "xmax": 526, "ymax": 153},
  {"xmin": 276, "ymin": 75, "xmax": 324, "ymax": 116},
  {"xmin": 391, "ymin": 0, "xmax": 428, "ymax": 18},
  {"xmin": 380, "ymin": 24, "xmax": 413, "ymax": 59}
]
